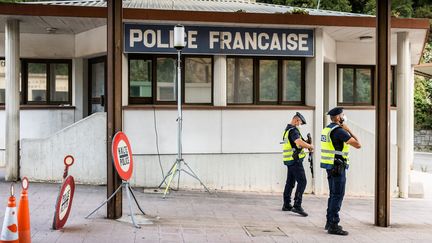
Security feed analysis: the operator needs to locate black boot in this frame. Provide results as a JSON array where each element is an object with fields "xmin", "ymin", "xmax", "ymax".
[
  {"xmin": 327, "ymin": 224, "xmax": 348, "ymax": 236},
  {"xmin": 291, "ymin": 206, "xmax": 308, "ymax": 217},
  {"xmin": 325, "ymin": 222, "xmax": 343, "ymax": 230},
  {"xmin": 282, "ymin": 203, "xmax": 293, "ymax": 211}
]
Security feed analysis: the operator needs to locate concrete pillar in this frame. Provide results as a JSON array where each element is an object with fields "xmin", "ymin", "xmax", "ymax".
[
  {"xmin": 5, "ymin": 19, "xmax": 20, "ymax": 181},
  {"xmin": 73, "ymin": 58, "xmax": 84, "ymax": 121},
  {"xmin": 122, "ymin": 53, "xmax": 128, "ymax": 107},
  {"xmin": 213, "ymin": 55, "xmax": 227, "ymax": 106},
  {"xmin": 325, "ymin": 63, "xmax": 337, "ymax": 125},
  {"xmin": 396, "ymin": 32, "xmax": 412, "ymax": 198},
  {"xmin": 306, "ymin": 28, "xmax": 325, "ymax": 194}
]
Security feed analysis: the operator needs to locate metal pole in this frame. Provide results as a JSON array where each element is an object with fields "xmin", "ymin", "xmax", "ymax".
[
  {"xmin": 177, "ymin": 50, "xmax": 182, "ymax": 161},
  {"xmin": 375, "ymin": 0, "xmax": 391, "ymax": 227}
]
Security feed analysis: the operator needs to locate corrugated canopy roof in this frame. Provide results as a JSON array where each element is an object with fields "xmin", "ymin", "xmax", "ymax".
[{"xmin": 25, "ymin": 0, "xmax": 372, "ymax": 17}]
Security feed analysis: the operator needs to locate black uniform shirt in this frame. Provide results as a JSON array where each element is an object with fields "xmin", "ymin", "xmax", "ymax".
[
  {"xmin": 329, "ymin": 123, "xmax": 351, "ymax": 160},
  {"xmin": 285, "ymin": 124, "xmax": 301, "ymax": 149}
]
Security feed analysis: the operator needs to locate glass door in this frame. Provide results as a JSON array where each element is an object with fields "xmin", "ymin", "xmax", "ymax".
[{"xmin": 88, "ymin": 56, "xmax": 106, "ymax": 114}]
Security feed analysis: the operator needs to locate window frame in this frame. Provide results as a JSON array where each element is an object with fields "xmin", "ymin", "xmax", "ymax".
[
  {"xmin": 128, "ymin": 54, "xmax": 214, "ymax": 105},
  {"xmin": 22, "ymin": 58, "xmax": 72, "ymax": 105},
  {"xmin": 391, "ymin": 66, "xmax": 397, "ymax": 107},
  {"xmin": 337, "ymin": 64, "xmax": 397, "ymax": 107},
  {"xmin": 337, "ymin": 64, "xmax": 375, "ymax": 106},
  {"xmin": 0, "ymin": 57, "xmax": 5, "ymax": 105},
  {"xmin": 227, "ymin": 56, "xmax": 305, "ymax": 106}
]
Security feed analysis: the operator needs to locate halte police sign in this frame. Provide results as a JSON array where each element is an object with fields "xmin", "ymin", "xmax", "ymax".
[{"xmin": 124, "ymin": 24, "xmax": 314, "ymax": 57}]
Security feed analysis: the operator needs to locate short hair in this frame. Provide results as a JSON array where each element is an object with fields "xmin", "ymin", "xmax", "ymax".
[{"xmin": 330, "ymin": 115, "xmax": 338, "ymax": 122}]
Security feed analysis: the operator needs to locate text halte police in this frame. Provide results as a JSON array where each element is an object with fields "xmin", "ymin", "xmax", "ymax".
[{"xmin": 129, "ymin": 29, "xmax": 310, "ymax": 51}]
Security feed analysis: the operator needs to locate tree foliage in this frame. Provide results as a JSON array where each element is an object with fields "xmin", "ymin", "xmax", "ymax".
[
  {"xmin": 415, "ymin": 75, "xmax": 432, "ymax": 129},
  {"xmin": 258, "ymin": 0, "xmax": 432, "ymax": 130}
]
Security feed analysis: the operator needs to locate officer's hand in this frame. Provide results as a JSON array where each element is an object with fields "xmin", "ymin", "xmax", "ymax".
[
  {"xmin": 340, "ymin": 123, "xmax": 350, "ymax": 131},
  {"xmin": 308, "ymin": 145, "xmax": 314, "ymax": 152}
]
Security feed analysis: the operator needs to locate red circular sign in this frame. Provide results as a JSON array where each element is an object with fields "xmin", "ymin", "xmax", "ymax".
[
  {"xmin": 112, "ymin": 132, "xmax": 134, "ymax": 181},
  {"xmin": 53, "ymin": 176, "xmax": 75, "ymax": 230},
  {"xmin": 64, "ymin": 155, "xmax": 74, "ymax": 167}
]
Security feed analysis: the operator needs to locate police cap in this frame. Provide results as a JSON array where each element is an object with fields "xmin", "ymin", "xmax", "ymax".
[
  {"xmin": 295, "ymin": 112, "xmax": 307, "ymax": 125},
  {"xmin": 327, "ymin": 107, "xmax": 344, "ymax": 116}
]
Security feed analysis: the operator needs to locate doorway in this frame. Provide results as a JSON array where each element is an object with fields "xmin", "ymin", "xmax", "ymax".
[{"xmin": 88, "ymin": 56, "xmax": 106, "ymax": 114}]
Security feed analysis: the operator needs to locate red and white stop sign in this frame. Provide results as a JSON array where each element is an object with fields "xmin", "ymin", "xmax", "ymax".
[
  {"xmin": 112, "ymin": 132, "xmax": 134, "ymax": 181},
  {"xmin": 53, "ymin": 176, "xmax": 75, "ymax": 230}
]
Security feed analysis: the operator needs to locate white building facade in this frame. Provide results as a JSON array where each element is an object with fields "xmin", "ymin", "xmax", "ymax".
[{"xmin": 0, "ymin": 0, "xmax": 429, "ymax": 197}]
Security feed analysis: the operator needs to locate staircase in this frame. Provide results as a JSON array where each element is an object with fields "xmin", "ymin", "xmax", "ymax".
[{"xmin": 20, "ymin": 112, "xmax": 107, "ymax": 184}]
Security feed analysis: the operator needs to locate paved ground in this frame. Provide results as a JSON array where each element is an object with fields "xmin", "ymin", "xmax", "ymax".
[{"xmin": 0, "ymin": 180, "xmax": 432, "ymax": 243}]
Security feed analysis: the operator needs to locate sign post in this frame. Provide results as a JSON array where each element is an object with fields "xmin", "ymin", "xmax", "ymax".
[
  {"xmin": 52, "ymin": 155, "xmax": 76, "ymax": 230},
  {"xmin": 86, "ymin": 131, "xmax": 145, "ymax": 228}
]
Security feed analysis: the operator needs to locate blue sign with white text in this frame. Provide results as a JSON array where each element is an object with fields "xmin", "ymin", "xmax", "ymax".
[{"xmin": 124, "ymin": 24, "xmax": 314, "ymax": 57}]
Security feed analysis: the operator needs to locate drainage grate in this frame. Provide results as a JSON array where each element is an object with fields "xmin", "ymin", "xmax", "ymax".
[{"xmin": 243, "ymin": 226, "xmax": 287, "ymax": 237}]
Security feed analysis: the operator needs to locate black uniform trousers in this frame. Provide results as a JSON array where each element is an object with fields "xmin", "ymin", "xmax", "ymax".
[
  {"xmin": 326, "ymin": 168, "xmax": 346, "ymax": 225},
  {"xmin": 283, "ymin": 158, "xmax": 306, "ymax": 208}
]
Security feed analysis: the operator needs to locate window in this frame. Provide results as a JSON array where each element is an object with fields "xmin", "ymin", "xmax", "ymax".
[
  {"xmin": 0, "ymin": 59, "xmax": 5, "ymax": 104},
  {"xmin": 337, "ymin": 65, "xmax": 396, "ymax": 106},
  {"xmin": 129, "ymin": 57, "xmax": 152, "ymax": 103},
  {"xmin": 227, "ymin": 57, "xmax": 305, "ymax": 105},
  {"xmin": 23, "ymin": 59, "xmax": 71, "ymax": 105},
  {"xmin": 258, "ymin": 60, "xmax": 278, "ymax": 102},
  {"xmin": 185, "ymin": 57, "xmax": 212, "ymax": 103},
  {"xmin": 128, "ymin": 55, "xmax": 213, "ymax": 104},
  {"xmin": 338, "ymin": 65, "xmax": 373, "ymax": 105},
  {"xmin": 227, "ymin": 58, "xmax": 253, "ymax": 104},
  {"xmin": 282, "ymin": 59, "xmax": 303, "ymax": 102},
  {"xmin": 156, "ymin": 57, "xmax": 177, "ymax": 102}
]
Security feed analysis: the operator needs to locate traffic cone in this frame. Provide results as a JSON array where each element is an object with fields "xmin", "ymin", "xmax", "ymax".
[
  {"xmin": 0, "ymin": 185, "xmax": 19, "ymax": 243},
  {"xmin": 17, "ymin": 177, "xmax": 30, "ymax": 243}
]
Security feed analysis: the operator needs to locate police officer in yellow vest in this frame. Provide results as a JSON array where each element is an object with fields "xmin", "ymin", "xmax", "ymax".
[
  {"xmin": 282, "ymin": 112, "xmax": 314, "ymax": 217},
  {"xmin": 321, "ymin": 107, "xmax": 361, "ymax": 235}
]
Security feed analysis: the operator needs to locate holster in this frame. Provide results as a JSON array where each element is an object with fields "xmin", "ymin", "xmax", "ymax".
[
  {"xmin": 331, "ymin": 158, "xmax": 346, "ymax": 176},
  {"xmin": 292, "ymin": 149, "xmax": 301, "ymax": 161}
]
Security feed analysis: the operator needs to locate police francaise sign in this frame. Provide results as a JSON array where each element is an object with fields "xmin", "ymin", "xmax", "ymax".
[{"xmin": 124, "ymin": 24, "xmax": 314, "ymax": 57}]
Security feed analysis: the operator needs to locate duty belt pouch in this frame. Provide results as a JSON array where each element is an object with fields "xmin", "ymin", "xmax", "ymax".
[
  {"xmin": 293, "ymin": 149, "xmax": 300, "ymax": 160},
  {"xmin": 331, "ymin": 158, "xmax": 345, "ymax": 176}
]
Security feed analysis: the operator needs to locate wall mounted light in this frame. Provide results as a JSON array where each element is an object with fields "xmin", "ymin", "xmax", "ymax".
[
  {"xmin": 359, "ymin": 35, "xmax": 373, "ymax": 42},
  {"xmin": 46, "ymin": 27, "xmax": 58, "ymax": 34}
]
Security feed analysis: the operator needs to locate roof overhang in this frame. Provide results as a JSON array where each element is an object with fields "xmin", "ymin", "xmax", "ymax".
[
  {"xmin": 415, "ymin": 63, "xmax": 432, "ymax": 79},
  {"xmin": 0, "ymin": 3, "xmax": 429, "ymax": 30},
  {"xmin": 0, "ymin": 2, "xmax": 429, "ymax": 64}
]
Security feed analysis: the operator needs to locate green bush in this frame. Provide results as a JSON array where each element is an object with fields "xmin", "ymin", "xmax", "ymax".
[{"xmin": 415, "ymin": 75, "xmax": 432, "ymax": 130}]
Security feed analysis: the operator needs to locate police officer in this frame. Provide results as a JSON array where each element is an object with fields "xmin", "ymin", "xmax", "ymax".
[
  {"xmin": 282, "ymin": 112, "xmax": 314, "ymax": 217},
  {"xmin": 321, "ymin": 107, "xmax": 361, "ymax": 235}
]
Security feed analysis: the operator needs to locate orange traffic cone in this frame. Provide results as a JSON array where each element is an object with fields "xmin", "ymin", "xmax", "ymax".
[
  {"xmin": 0, "ymin": 184, "xmax": 19, "ymax": 243},
  {"xmin": 17, "ymin": 177, "xmax": 30, "ymax": 243}
]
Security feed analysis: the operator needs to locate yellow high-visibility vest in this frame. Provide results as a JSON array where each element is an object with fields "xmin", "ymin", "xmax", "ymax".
[
  {"xmin": 320, "ymin": 125, "xmax": 350, "ymax": 169},
  {"xmin": 282, "ymin": 127, "xmax": 306, "ymax": 163}
]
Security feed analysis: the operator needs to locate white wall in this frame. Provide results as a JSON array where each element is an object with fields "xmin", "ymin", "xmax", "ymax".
[
  {"xmin": 323, "ymin": 31, "xmax": 336, "ymax": 62},
  {"xmin": 344, "ymin": 110, "xmax": 398, "ymax": 144},
  {"xmin": 124, "ymin": 109, "xmax": 314, "ymax": 154},
  {"xmin": 336, "ymin": 38, "xmax": 397, "ymax": 65},
  {"xmin": 0, "ymin": 33, "xmax": 74, "ymax": 58},
  {"xmin": 20, "ymin": 112, "xmax": 106, "ymax": 184},
  {"xmin": 124, "ymin": 109, "xmax": 315, "ymax": 192},
  {"xmin": 0, "ymin": 109, "xmax": 75, "ymax": 166},
  {"xmin": 337, "ymin": 111, "xmax": 398, "ymax": 196},
  {"xmin": 75, "ymin": 25, "xmax": 107, "ymax": 58}
]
